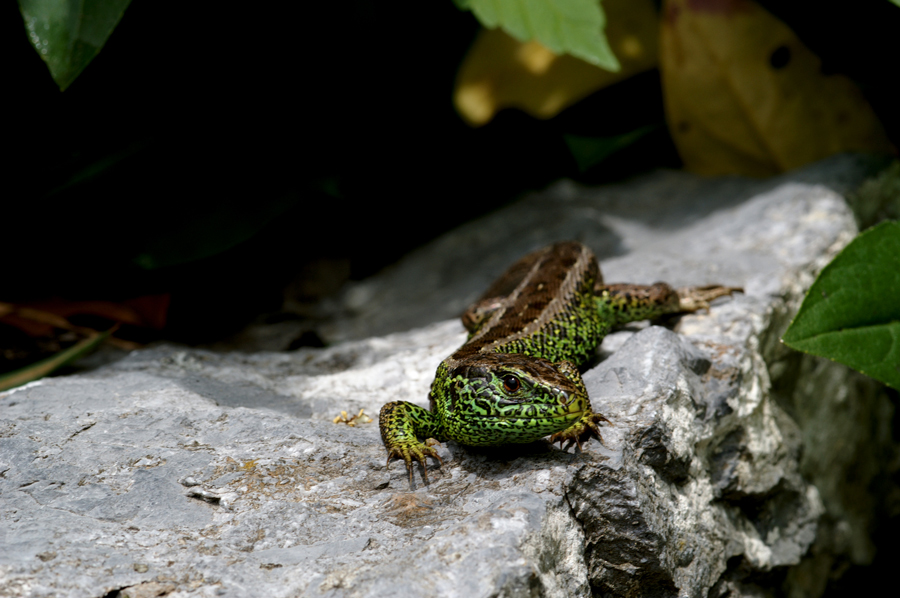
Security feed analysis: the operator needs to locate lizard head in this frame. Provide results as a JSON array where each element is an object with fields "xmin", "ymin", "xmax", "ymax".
[{"xmin": 437, "ymin": 353, "xmax": 589, "ymax": 446}]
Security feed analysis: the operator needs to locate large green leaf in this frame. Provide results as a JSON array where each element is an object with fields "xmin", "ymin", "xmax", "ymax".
[
  {"xmin": 19, "ymin": 0, "xmax": 132, "ymax": 91},
  {"xmin": 782, "ymin": 220, "xmax": 900, "ymax": 389},
  {"xmin": 457, "ymin": 0, "xmax": 620, "ymax": 71}
]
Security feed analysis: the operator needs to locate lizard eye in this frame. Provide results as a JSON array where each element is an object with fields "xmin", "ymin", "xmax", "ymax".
[{"xmin": 502, "ymin": 375, "xmax": 521, "ymax": 393}]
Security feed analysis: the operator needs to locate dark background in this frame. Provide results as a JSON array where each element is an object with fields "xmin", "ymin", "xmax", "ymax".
[
  {"xmin": 7, "ymin": 0, "xmax": 677, "ymax": 343},
  {"xmin": 4, "ymin": 3, "xmax": 900, "ymax": 593},
  {"xmin": 5, "ymin": 0, "xmax": 896, "ymax": 343}
]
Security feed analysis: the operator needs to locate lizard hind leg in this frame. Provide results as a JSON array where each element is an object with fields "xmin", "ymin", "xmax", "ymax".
[
  {"xmin": 597, "ymin": 282, "xmax": 741, "ymax": 326},
  {"xmin": 675, "ymin": 285, "xmax": 743, "ymax": 313}
]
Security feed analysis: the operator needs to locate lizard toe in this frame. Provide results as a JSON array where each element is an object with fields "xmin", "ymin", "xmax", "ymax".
[
  {"xmin": 550, "ymin": 411, "xmax": 610, "ymax": 452},
  {"xmin": 385, "ymin": 443, "xmax": 443, "ymax": 486}
]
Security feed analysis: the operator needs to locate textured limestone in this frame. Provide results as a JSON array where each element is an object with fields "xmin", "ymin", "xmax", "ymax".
[{"xmin": 1, "ymin": 155, "xmax": 893, "ymax": 598}]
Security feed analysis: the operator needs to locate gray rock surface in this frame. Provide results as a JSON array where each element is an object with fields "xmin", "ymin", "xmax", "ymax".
[
  {"xmin": 1, "ymin": 155, "xmax": 894, "ymax": 598},
  {"xmin": 320, "ymin": 154, "xmax": 885, "ymax": 344}
]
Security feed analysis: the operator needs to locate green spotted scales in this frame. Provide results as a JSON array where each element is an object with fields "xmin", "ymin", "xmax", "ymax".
[{"xmin": 379, "ymin": 241, "xmax": 739, "ymax": 483}]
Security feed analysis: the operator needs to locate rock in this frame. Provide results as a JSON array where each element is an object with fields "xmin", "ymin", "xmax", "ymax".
[
  {"xmin": 319, "ymin": 153, "xmax": 887, "ymax": 344},
  {"xmin": 0, "ymin": 154, "xmax": 894, "ymax": 598}
]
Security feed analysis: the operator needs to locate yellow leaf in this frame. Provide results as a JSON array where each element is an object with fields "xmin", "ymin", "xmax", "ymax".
[
  {"xmin": 660, "ymin": 0, "xmax": 894, "ymax": 176},
  {"xmin": 454, "ymin": 0, "xmax": 660, "ymax": 126}
]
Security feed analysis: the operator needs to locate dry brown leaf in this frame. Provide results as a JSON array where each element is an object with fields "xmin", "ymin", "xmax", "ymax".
[
  {"xmin": 0, "ymin": 295, "xmax": 168, "ymax": 351},
  {"xmin": 660, "ymin": 0, "xmax": 894, "ymax": 176},
  {"xmin": 120, "ymin": 295, "xmax": 171, "ymax": 330},
  {"xmin": 7, "ymin": 296, "xmax": 169, "ymax": 329},
  {"xmin": 454, "ymin": 0, "xmax": 660, "ymax": 126}
]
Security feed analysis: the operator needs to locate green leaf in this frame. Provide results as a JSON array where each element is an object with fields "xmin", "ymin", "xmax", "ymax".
[
  {"xmin": 890, "ymin": 0, "xmax": 900, "ymax": 8},
  {"xmin": 0, "ymin": 328, "xmax": 113, "ymax": 392},
  {"xmin": 782, "ymin": 220, "xmax": 900, "ymax": 389},
  {"xmin": 460, "ymin": 0, "xmax": 620, "ymax": 71},
  {"xmin": 563, "ymin": 125, "xmax": 658, "ymax": 172},
  {"xmin": 18, "ymin": 0, "xmax": 132, "ymax": 91}
]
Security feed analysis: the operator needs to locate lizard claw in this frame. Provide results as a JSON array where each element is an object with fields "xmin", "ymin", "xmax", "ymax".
[
  {"xmin": 386, "ymin": 444, "xmax": 443, "ymax": 486},
  {"xmin": 550, "ymin": 412, "xmax": 610, "ymax": 452}
]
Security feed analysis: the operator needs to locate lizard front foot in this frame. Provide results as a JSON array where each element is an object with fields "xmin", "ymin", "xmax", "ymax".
[
  {"xmin": 385, "ymin": 439, "xmax": 443, "ymax": 486},
  {"xmin": 549, "ymin": 411, "xmax": 610, "ymax": 452},
  {"xmin": 379, "ymin": 401, "xmax": 444, "ymax": 486}
]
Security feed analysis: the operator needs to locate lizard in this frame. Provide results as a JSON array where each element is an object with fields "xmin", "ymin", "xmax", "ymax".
[{"xmin": 379, "ymin": 241, "xmax": 740, "ymax": 484}]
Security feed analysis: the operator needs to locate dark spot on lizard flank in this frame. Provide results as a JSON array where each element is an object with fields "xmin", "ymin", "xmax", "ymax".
[
  {"xmin": 528, "ymin": 299, "xmax": 549, "ymax": 312},
  {"xmin": 559, "ymin": 255, "xmax": 578, "ymax": 268}
]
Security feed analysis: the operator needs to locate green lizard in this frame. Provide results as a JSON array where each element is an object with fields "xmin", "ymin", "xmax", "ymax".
[{"xmin": 379, "ymin": 241, "xmax": 739, "ymax": 483}]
